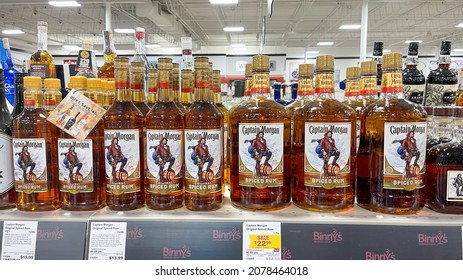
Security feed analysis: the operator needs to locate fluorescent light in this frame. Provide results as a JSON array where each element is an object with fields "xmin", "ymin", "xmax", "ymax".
[
  {"xmin": 146, "ymin": 44, "xmax": 160, "ymax": 48},
  {"xmin": 230, "ymin": 43, "xmax": 246, "ymax": 48},
  {"xmin": 2, "ymin": 29, "xmax": 25, "ymax": 35},
  {"xmin": 210, "ymin": 0, "xmax": 238, "ymax": 4},
  {"xmin": 48, "ymin": 1, "xmax": 81, "ymax": 7},
  {"xmin": 339, "ymin": 24, "xmax": 362, "ymax": 30},
  {"xmin": 163, "ymin": 48, "xmax": 177, "ymax": 52},
  {"xmin": 232, "ymin": 47, "xmax": 247, "ymax": 51},
  {"xmin": 317, "ymin": 42, "xmax": 334, "ymax": 46},
  {"xmin": 224, "ymin": 26, "xmax": 244, "ymax": 32},
  {"xmin": 114, "ymin": 28, "xmax": 135, "ymax": 34},
  {"xmin": 383, "ymin": 49, "xmax": 391, "ymax": 53},
  {"xmin": 405, "ymin": 40, "xmax": 422, "ymax": 44},
  {"xmin": 453, "ymin": 49, "xmax": 463, "ymax": 52},
  {"xmin": 62, "ymin": 45, "xmax": 80, "ymax": 50},
  {"xmin": 306, "ymin": 51, "xmax": 319, "ymax": 54},
  {"xmin": 456, "ymin": 23, "xmax": 463, "ymax": 28}
]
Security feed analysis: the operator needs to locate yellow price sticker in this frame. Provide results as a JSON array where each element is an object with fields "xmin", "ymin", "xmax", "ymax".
[{"xmin": 249, "ymin": 234, "xmax": 281, "ymax": 249}]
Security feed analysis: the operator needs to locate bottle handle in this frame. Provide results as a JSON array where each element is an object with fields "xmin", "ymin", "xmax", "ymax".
[{"xmin": 428, "ymin": 60, "xmax": 438, "ymax": 71}]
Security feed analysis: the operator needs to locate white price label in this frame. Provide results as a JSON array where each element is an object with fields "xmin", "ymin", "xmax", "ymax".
[
  {"xmin": 88, "ymin": 222, "xmax": 127, "ymax": 260},
  {"xmin": 243, "ymin": 222, "xmax": 281, "ymax": 260},
  {"xmin": 1, "ymin": 221, "xmax": 38, "ymax": 260}
]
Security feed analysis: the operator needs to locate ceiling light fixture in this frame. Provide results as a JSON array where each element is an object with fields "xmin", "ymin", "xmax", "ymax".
[
  {"xmin": 317, "ymin": 42, "xmax": 334, "ymax": 46},
  {"xmin": 2, "ymin": 29, "xmax": 25, "ymax": 35},
  {"xmin": 146, "ymin": 44, "xmax": 161, "ymax": 48},
  {"xmin": 405, "ymin": 40, "xmax": 423, "ymax": 44},
  {"xmin": 453, "ymin": 49, "xmax": 463, "ymax": 52},
  {"xmin": 306, "ymin": 51, "xmax": 319, "ymax": 54},
  {"xmin": 224, "ymin": 26, "xmax": 244, "ymax": 32},
  {"xmin": 48, "ymin": 1, "xmax": 81, "ymax": 7},
  {"xmin": 383, "ymin": 49, "xmax": 391, "ymax": 53},
  {"xmin": 62, "ymin": 45, "xmax": 80, "ymax": 50},
  {"xmin": 455, "ymin": 23, "xmax": 463, "ymax": 28},
  {"xmin": 114, "ymin": 28, "xmax": 135, "ymax": 34},
  {"xmin": 230, "ymin": 43, "xmax": 246, "ymax": 48},
  {"xmin": 210, "ymin": 0, "xmax": 238, "ymax": 4},
  {"xmin": 339, "ymin": 24, "xmax": 362, "ymax": 30}
]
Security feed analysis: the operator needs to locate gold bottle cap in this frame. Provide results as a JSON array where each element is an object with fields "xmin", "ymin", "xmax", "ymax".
[
  {"xmin": 158, "ymin": 58, "xmax": 173, "ymax": 70},
  {"xmin": 316, "ymin": 55, "xmax": 334, "ymax": 70},
  {"xmin": 361, "ymin": 60, "xmax": 377, "ymax": 75},
  {"xmin": 245, "ymin": 63, "xmax": 253, "ymax": 77},
  {"xmin": 69, "ymin": 76, "xmax": 87, "ymax": 90},
  {"xmin": 130, "ymin": 61, "xmax": 144, "ymax": 73},
  {"xmin": 181, "ymin": 69, "xmax": 192, "ymax": 75},
  {"xmin": 24, "ymin": 76, "xmax": 42, "ymax": 89},
  {"xmin": 383, "ymin": 53, "xmax": 403, "ymax": 68},
  {"xmin": 299, "ymin": 64, "xmax": 314, "ymax": 77},
  {"xmin": 213, "ymin": 70, "xmax": 221, "ymax": 91},
  {"xmin": 194, "ymin": 56, "xmax": 209, "ymax": 69},
  {"xmin": 87, "ymin": 78, "xmax": 101, "ymax": 89},
  {"xmin": 346, "ymin": 66, "xmax": 360, "ymax": 79},
  {"xmin": 173, "ymin": 63, "xmax": 179, "ymax": 69},
  {"xmin": 148, "ymin": 68, "xmax": 158, "ymax": 77},
  {"xmin": 44, "ymin": 78, "xmax": 61, "ymax": 89},
  {"xmin": 101, "ymin": 80, "xmax": 108, "ymax": 91},
  {"xmin": 252, "ymin": 55, "xmax": 270, "ymax": 71},
  {"xmin": 107, "ymin": 81, "xmax": 115, "ymax": 90},
  {"xmin": 114, "ymin": 56, "xmax": 129, "ymax": 68}
]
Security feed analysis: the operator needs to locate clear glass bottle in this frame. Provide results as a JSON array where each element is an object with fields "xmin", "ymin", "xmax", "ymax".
[
  {"xmin": 43, "ymin": 78, "xmax": 62, "ymax": 114},
  {"xmin": 132, "ymin": 27, "xmax": 150, "ymax": 97},
  {"xmin": 1, "ymin": 38, "xmax": 19, "ymax": 112},
  {"xmin": 293, "ymin": 55, "xmax": 356, "ymax": 212},
  {"xmin": 12, "ymin": 76, "xmax": 60, "ymax": 211},
  {"xmin": 373, "ymin": 41, "xmax": 384, "ymax": 97},
  {"xmin": 97, "ymin": 30, "xmax": 117, "ymax": 81},
  {"xmin": 356, "ymin": 53, "xmax": 427, "ymax": 214},
  {"xmin": 230, "ymin": 55, "xmax": 291, "ymax": 211},
  {"xmin": 75, "ymin": 39, "xmax": 97, "ymax": 78},
  {"xmin": 147, "ymin": 69, "xmax": 158, "ymax": 107},
  {"xmin": 180, "ymin": 69, "xmax": 193, "ymax": 110},
  {"xmin": 145, "ymin": 58, "xmax": 184, "ymax": 210},
  {"xmin": 403, "ymin": 42, "xmax": 425, "ymax": 104},
  {"xmin": 184, "ymin": 57, "xmax": 223, "ymax": 211},
  {"xmin": 104, "ymin": 57, "xmax": 145, "ymax": 210},
  {"xmin": 12, "ymin": 72, "xmax": 27, "ymax": 118},
  {"xmin": 130, "ymin": 61, "xmax": 150, "ymax": 116},
  {"xmin": 30, "ymin": 21, "xmax": 55, "ymax": 79}
]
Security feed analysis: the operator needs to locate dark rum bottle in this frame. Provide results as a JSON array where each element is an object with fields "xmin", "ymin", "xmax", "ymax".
[
  {"xmin": 12, "ymin": 72, "xmax": 27, "ymax": 118},
  {"xmin": 145, "ymin": 58, "xmax": 184, "ymax": 210},
  {"xmin": 229, "ymin": 55, "xmax": 291, "ymax": 211},
  {"xmin": 403, "ymin": 42, "xmax": 425, "ymax": 104}
]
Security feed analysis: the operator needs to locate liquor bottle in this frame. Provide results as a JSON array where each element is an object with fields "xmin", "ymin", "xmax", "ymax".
[
  {"xmin": 244, "ymin": 63, "xmax": 253, "ymax": 99},
  {"xmin": 356, "ymin": 53, "xmax": 427, "ymax": 214},
  {"xmin": 184, "ymin": 57, "xmax": 223, "ymax": 211},
  {"xmin": 69, "ymin": 76, "xmax": 88, "ymax": 101},
  {"xmin": 426, "ymin": 106, "xmax": 453, "ymax": 151},
  {"xmin": 373, "ymin": 41, "xmax": 384, "ymax": 97},
  {"xmin": 11, "ymin": 76, "xmax": 59, "ymax": 211},
  {"xmin": 0, "ymin": 69, "xmax": 15, "ymax": 209},
  {"xmin": 227, "ymin": 80, "xmax": 246, "ymax": 114},
  {"xmin": 1, "ymin": 38, "xmax": 18, "ymax": 112},
  {"xmin": 172, "ymin": 63, "xmax": 186, "ymax": 113},
  {"xmin": 426, "ymin": 107, "xmax": 463, "ymax": 214},
  {"xmin": 106, "ymin": 80, "xmax": 115, "ymax": 108},
  {"xmin": 403, "ymin": 42, "xmax": 425, "ymax": 104},
  {"xmin": 180, "ymin": 69, "xmax": 193, "ymax": 110},
  {"xmin": 30, "ymin": 21, "xmax": 55, "ymax": 79},
  {"xmin": 43, "ymin": 78, "xmax": 62, "ymax": 114},
  {"xmin": 97, "ymin": 30, "xmax": 117, "ymax": 81},
  {"xmin": 145, "ymin": 58, "xmax": 184, "ymax": 210},
  {"xmin": 132, "ymin": 27, "xmax": 150, "ymax": 97},
  {"xmin": 229, "ymin": 55, "xmax": 291, "ymax": 211},
  {"xmin": 425, "ymin": 41, "xmax": 458, "ymax": 106},
  {"xmin": 12, "ymin": 72, "xmax": 27, "ymax": 118},
  {"xmin": 104, "ymin": 57, "xmax": 145, "ymax": 210},
  {"xmin": 292, "ymin": 55, "xmax": 356, "ymax": 212},
  {"xmin": 130, "ymin": 61, "xmax": 150, "ymax": 116},
  {"xmin": 64, "ymin": 112, "xmax": 81, "ymax": 130},
  {"xmin": 342, "ymin": 66, "xmax": 361, "ymax": 109},
  {"xmin": 147, "ymin": 68, "xmax": 158, "ymax": 107},
  {"xmin": 87, "ymin": 78, "xmax": 102, "ymax": 105},
  {"xmin": 75, "ymin": 39, "xmax": 98, "ymax": 78},
  {"xmin": 358, "ymin": 60, "xmax": 379, "ymax": 108},
  {"xmin": 273, "ymin": 82, "xmax": 288, "ymax": 106}
]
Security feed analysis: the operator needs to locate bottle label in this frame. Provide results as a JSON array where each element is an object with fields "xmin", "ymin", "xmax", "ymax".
[
  {"xmin": 315, "ymin": 73, "xmax": 334, "ymax": 94},
  {"xmin": 251, "ymin": 74, "xmax": 270, "ymax": 94},
  {"xmin": 344, "ymin": 81, "xmax": 360, "ymax": 97},
  {"xmin": 404, "ymin": 84, "xmax": 425, "ymax": 104},
  {"xmin": 356, "ymin": 120, "xmax": 360, "ymax": 152},
  {"xmin": 298, "ymin": 78, "xmax": 314, "ymax": 95},
  {"xmin": 424, "ymin": 83, "xmax": 457, "ymax": 106},
  {"xmin": 359, "ymin": 77, "xmax": 377, "ymax": 96},
  {"xmin": 304, "ymin": 122, "xmax": 352, "ymax": 189},
  {"xmin": 0, "ymin": 133, "xmax": 14, "ymax": 195},
  {"xmin": 146, "ymin": 130, "xmax": 183, "ymax": 195},
  {"xmin": 381, "ymin": 72, "xmax": 403, "ymax": 93},
  {"xmin": 184, "ymin": 129, "xmax": 222, "ymax": 195},
  {"xmin": 446, "ymin": 170, "xmax": 463, "ymax": 201},
  {"xmin": 238, "ymin": 123, "xmax": 284, "ymax": 188},
  {"xmin": 57, "ymin": 139, "xmax": 93, "ymax": 194},
  {"xmin": 12, "ymin": 138, "xmax": 48, "ymax": 194},
  {"xmin": 29, "ymin": 64, "xmax": 50, "ymax": 79},
  {"xmin": 383, "ymin": 122, "xmax": 426, "ymax": 190},
  {"xmin": 5, "ymin": 74, "xmax": 15, "ymax": 110},
  {"xmin": 104, "ymin": 130, "xmax": 141, "ymax": 194},
  {"xmin": 76, "ymin": 50, "xmax": 94, "ymax": 71}
]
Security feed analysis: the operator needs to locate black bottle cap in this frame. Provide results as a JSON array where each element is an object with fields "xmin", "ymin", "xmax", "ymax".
[
  {"xmin": 408, "ymin": 42, "xmax": 419, "ymax": 56},
  {"xmin": 234, "ymin": 80, "xmax": 245, "ymax": 98},
  {"xmin": 373, "ymin": 41, "xmax": 384, "ymax": 56},
  {"xmin": 440, "ymin": 41, "xmax": 452, "ymax": 55}
]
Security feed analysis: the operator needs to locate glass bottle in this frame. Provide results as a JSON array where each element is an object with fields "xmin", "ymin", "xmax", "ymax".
[
  {"xmin": 130, "ymin": 61, "xmax": 150, "ymax": 116},
  {"xmin": 100, "ymin": 79, "xmax": 108, "ymax": 107},
  {"xmin": 356, "ymin": 53, "xmax": 427, "ymax": 214},
  {"xmin": 184, "ymin": 57, "xmax": 223, "ymax": 211},
  {"xmin": 0, "ymin": 69, "xmax": 15, "ymax": 209},
  {"xmin": 145, "ymin": 58, "xmax": 184, "ymax": 210},
  {"xmin": 106, "ymin": 80, "xmax": 115, "ymax": 108},
  {"xmin": 97, "ymin": 30, "xmax": 117, "ymax": 81},
  {"xmin": 12, "ymin": 72, "xmax": 27, "ymax": 118},
  {"xmin": 1, "ymin": 38, "xmax": 18, "ymax": 112},
  {"xmin": 425, "ymin": 106, "xmax": 439, "ymax": 150},
  {"xmin": 342, "ymin": 66, "xmax": 361, "ymax": 109},
  {"xmin": 403, "ymin": 42, "xmax": 425, "ymax": 105},
  {"xmin": 147, "ymin": 69, "xmax": 158, "ymax": 107},
  {"xmin": 293, "ymin": 55, "xmax": 356, "ymax": 212},
  {"xmin": 180, "ymin": 69, "xmax": 193, "ymax": 110},
  {"xmin": 75, "ymin": 39, "xmax": 97, "ymax": 78},
  {"xmin": 69, "ymin": 76, "xmax": 88, "ymax": 99},
  {"xmin": 132, "ymin": 27, "xmax": 150, "ymax": 97},
  {"xmin": 230, "ymin": 55, "xmax": 291, "ymax": 211},
  {"xmin": 273, "ymin": 82, "xmax": 288, "ymax": 106},
  {"xmin": 172, "ymin": 63, "xmax": 185, "ymax": 113},
  {"xmin": 87, "ymin": 78, "xmax": 102, "ymax": 105},
  {"xmin": 43, "ymin": 78, "xmax": 62, "ymax": 114},
  {"xmin": 425, "ymin": 41, "xmax": 458, "ymax": 106},
  {"xmin": 104, "ymin": 57, "xmax": 145, "ymax": 210},
  {"xmin": 244, "ymin": 63, "xmax": 253, "ymax": 100},
  {"xmin": 358, "ymin": 60, "xmax": 379, "ymax": 108},
  {"xmin": 30, "ymin": 21, "xmax": 55, "ymax": 79},
  {"xmin": 287, "ymin": 64, "xmax": 314, "ymax": 112},
  {"xmin": 373, "ymin": 41, "xmax": 384, "ymax": 97},
  {"xmin": 11, "ymin": 76, "xmax": 60, "ymax": 211}
]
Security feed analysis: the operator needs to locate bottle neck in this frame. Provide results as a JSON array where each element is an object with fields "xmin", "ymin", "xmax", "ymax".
[
  {"xmin": 251, "ymin": 71, "xmax": 271, "ymax": 99},
  {"xmin": 380, "ymin": 67, "xmax": 404, "ymax": 99},
  {"xmin": 24, "ymin": 88, "xmax": 43, "ymax": 108},
  {"xmin": 359, "ymin": 74, "xmax": 378, "ymax": 99},
  {"xmin": 103, "ymin": 34, "xmax": 116, "ymax": 63},
  {"xmin": 344, "ymin": 78, "xmax": 360, "ymax": 100},
  {"xmin": 132, "ymin": 89, "xmax": 145, "ymax": 103},
  {"xmin": 37, "ymin": 29, "xmax": 48, "ymax": 51},
  {"xmin": 244, "ymin": 77, "xmax": 252, "ymax": 97},
  {"xmin": 405, "ymin": 55, "xmax": 418, "ymax": 66},
  {"xmin": 298, "ymin": 77, "xmax": 314, "ymax": 98},
  {"xmin": 193, "ymin": 88, "xmax": 209, "ymax": 102},
  {"xmin": 315, "ymin": 70, "xmax": 335, "ymax": 99},
  {"xmin": 134, "ymin": 37, "xmax": 145, "ymax": 55},
  {"xmin": 438, "ymin": 54, "xmax": 451, "ymax": 66},
  {"xmin": 433, "ymin": 116, "xmax": 454, "ymax": 141},
  {"xmin": 158, "ymin": 87, "xmax": 173, "ymax": 102},
  {"xmin": 213, "ymin": 91, "xmax": 222, "ymax": 104},
  {"xmin": 115, "ymin": 68, "xmax": 130, "ymax": 101}
]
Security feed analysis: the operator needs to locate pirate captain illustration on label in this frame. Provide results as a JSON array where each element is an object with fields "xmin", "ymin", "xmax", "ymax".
[
  {"xmin": 244, "ymin": 130, "xmax": 273, "ymax": 177},
  {"xmin": 188, "ymin": 137, "xmax": 214, "ymax": 183},
  {"xmin": 313, "ymin": 130, "xmax": 340, "ymax": 177},
  {"xmin": 150, "ymin": 136, "xmax": 176, "ymax": 183},
  {"xmin": 106, "ymin": 137, "xmax": 128, "ymax": 182},
  {"xmin": 61, "ymin": 143, "xmax": 83, "ymax": 183},
  {"xmin": 393, "ymin": 130, "xmax": 421, "ymax": 178},
  {"xmin": 16, "ymin": 145, "xmax": 36, "ymax": 183}
]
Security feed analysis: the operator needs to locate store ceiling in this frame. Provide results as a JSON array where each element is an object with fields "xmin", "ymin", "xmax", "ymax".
[{"xmin": 1, "ymin": 0, "xmax": 463, "ymax": 56}]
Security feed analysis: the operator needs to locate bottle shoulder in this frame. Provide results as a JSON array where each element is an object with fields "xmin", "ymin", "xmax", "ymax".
[
  {"xmin": 229, "ymin": 98, "xmax": 291, "ymax": 120},
  {"xmin": 402, "ymin": 68, "xmax": 425, "ymax": 84},
  {"xmin": 426, "ymin": 68, "xmax": 458, "ymax": 84},
  {"xmin": 294, "ymin": 98, "xmax": 356, "ymax": 120},
  {"xmin": 362, "ymin": 98, "xmax": 427, "ymax": 120},
  {"xmin": 185, "ymin": 102, "xmax": 223, "ymax": 119}
]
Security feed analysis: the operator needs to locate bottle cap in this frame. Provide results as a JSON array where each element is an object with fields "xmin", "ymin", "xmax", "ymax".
[
  {"xmin": 434, "ymin": 106, "xmax": 454, "ymax": 117},
  {"xmin": 252, "ymin": 55, "xmax": 270, "ymax": 71},
  {"xmin": 114, "ymin": 57, "xmax": 129, "ymax": 69},
  {"xmin": 69, "ymin": 76, "xmax": 88, "ymax": 90},
  {"xmin": 440, "ymin": 41, "xmax": 452, "ymax": 55},
  {"xmin": 299, "ymin": 64, "xmax": 314, "ymax": 77},
  {"xmin": 361, "ymin": 61, "xmax": 377, "ymax": 75},
  {"xmin": 316, "ymin": 55, "xmax": 334, "ymax": 70},
  {"xmin": 346, "ymin": 66, "xmax": 360, "ymax": 79},
  {"xmin": 194, "ymin": 57, "xmax": 209, "ymax": 69},
  {"xmin": 24, "ymin": 76, "xmax": 42, "ymax": 89},
  {"xmin": 130, "ymin": 61, "xmax": 144, "ymax": 73},
  {"xmin": 107, "ymin": 81, "xmax": 115, "ymax": 90},
  {"xmin": 158, "ymin": 58, "xmax": 173, "ymax": 70},
  {"xmin": 245, "ymin": 63, "xmax": 253, "ymax": 77},
  {"xmin": 87, "ymin": 78, "xmax": 101, "ymax": 89},
  {"xmin": 135, "ymin": 27, "xmax": 145, "ymax": 40},
  {"xmin": 383, "ymin": 53, "xmax": 403, "ymax": 68},
  {"xmin": 148, "ymin": 68, "xmax": 158, "ymax": 76},
  {"xmin": 373, "ymin": 41, "xmax": 384, "ymax": 56},
  {"xmin": 44, "ymin": 78, "xmax": 61, "ymax": 89},
  {"xmin": 101, "ymin": 80, "xmax": 108, "ymax": 91},
  {"xmin": 173, "ymin": 63, "xmax": 179, "ymax": 69},
  {"xmin": 408, "ymin": 42, "xmax": 419, "ymax": 56}
]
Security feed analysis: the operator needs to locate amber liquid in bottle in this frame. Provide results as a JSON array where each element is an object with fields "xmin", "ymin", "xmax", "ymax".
[
  {"xmin": 30, "ymin": 21, "xmax": 55, "ymax": 79},
  {"xmin": 184, "ymin": 57, "xmax": 223, "ymax": 211},
  {"xmin": 147, "ymin": 69, "xmax": 158, "ymax": 108},
  {"xmin": 356, "ymin": 53, "xmax": 427, "ymax": 214},
  {"xmin": 181, "ymin": 69, "xmax": 193, "ymax": 110},
  {"xmin": 98, "ymin": 30, "xmax": 116, "ymax": 81},
  {"xmin": 104, "ymin": 57, "xmax": 145, "ymax": 210},
  {"xmin": 145, "ymin": 58, "xmax": 184, "ymax": 210},
  {"xmin": 230, "ymin": 55, "xmax": 291, "ymax": 211},
  {"xmin": 12, "ymin": 76, "xmax": 60, "ymax": 211},
  {"xmin": 172, "ymin": 63, "xmax": 186, "ymax": 114},
  {"xmin": 293, "ymin": 55, "xmax": 356, "ymax": 212}
]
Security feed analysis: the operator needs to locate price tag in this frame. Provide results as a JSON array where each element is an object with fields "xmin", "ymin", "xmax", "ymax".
[
  {"xmin": 1, "ymin": 221, "xmax": 38, "ymax": 260},
  {"xmin": 243, "ymin": 222, "xmax": 281, "ymax": 260},
  {"xmin": 88, "ymin": 222, "xmax": 127, "ymax": 260}
]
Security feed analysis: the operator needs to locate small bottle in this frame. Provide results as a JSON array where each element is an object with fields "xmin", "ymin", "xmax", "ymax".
[
  {"xmin": 104, "ymin": 57, "xmax": 145, "ymax": 210},
  {"xmin": 1, "ymin": 38, "xmax": 19, "ymax": 112},
  {"xmin": 357, "ymin": 53, "xmax": 427, "ymax": 214},
  {"xmin": 172, "ymin": 63, "xmax": 185, "ymax": 113},
  {"xmin": 75, "ymin": 39, "xmax": 97, "ymax": 78},
  {"xmin": 106, "ymin": 81, "xmax": 115, "ymax": 108},
  {"xmin": 403, "ymin": 42, "xmax": 425, "ymax": 104},
  {"xmin": 12, "ymin": 72, "xmax": 28, "ymax": 118},
  {"xmin": 273, "ymin": 82, "xmax": 288, "ymax": 106},
  {"xmin": 43, "ymin": 78, "xmax": 62, "ymax": 114},
  {"xmin": 86, "ymin": 78, "xmax": 101, "ymax": 105},
  {"xmin": 0, "ymin": 69, "xmax": 15, "ymax": 209},
  {"xmin": 180, "ymin": 69, "xmax": 193, "ymax": 110},
  {"xmin": 425, "ymin": 41, "xmax": 458, "ymax": 106},
  {"xmin": 373, "ymin": 41, "xmax": 384, "ymax": 97},
  {"xmin": 12, "ymin": 76, "xmax": 60, "ymax": 211},
  {"xmin": 147, "ymin": 69, "xmax": 158, "ymax": 107},
  {"xmin": 293, "ymin": 55, "xmax": 356, "ymax": 212},
  {"xmin": 98, "ymin": 30, "xmax": 117, "ymax": 81},
  {"xmin": 184, "ymin": 57, "xmax": 224, "ymax": 211},
  {"xmin": 30, "ymin": 21, "xmax": 55, "ymax": 79},
  {"xmin": 230, "ymin": 55, "xmax": 291, "ymax": 211},
  {"xmin": 145, "ymin": 58, "xmax": 184, "ymax": 210},
  {"xmin": 130, "ymin": 61, "xmax": 150, "ymax": 116}
]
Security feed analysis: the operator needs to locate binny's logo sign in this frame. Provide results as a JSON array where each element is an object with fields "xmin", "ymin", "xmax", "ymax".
[
  {"xmin": 37, "ymin": 227, "xmax": 64, "ymax": 240},
  {"xmin": 365, "ymin": 249, "xmax": 396, "ymax": 260},
  {"xmin": 281, "ymin": 247, "xmax": 292, "ymax": 260},
  {"xmin": 162, "ymin": 245, "xmax": 192, "ymax": 259},
  {"xmin": 417, "ymin": 231, "xmax": 448, "ymax": 246},
  {"xmin": 212, "ymin": 228, "xmax": 241, "ymax": 241},
  {"xmin": 313, "ymin": 228, "xmax": 343, "ymax": 243},
  {"xmin": 126, "ymin": 226, "xmax": 143, "ymax": 240}
]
